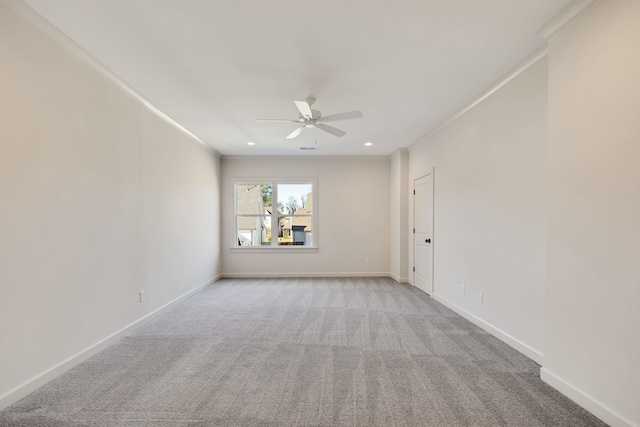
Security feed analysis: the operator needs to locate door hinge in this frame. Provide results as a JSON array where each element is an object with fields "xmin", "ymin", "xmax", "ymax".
[
  {"xmin": 413, "ymin": 266, "xmax": 415, "ymax": 272},
  {"xmin": 413, "ymin": 228, "xmax": 415, "ymax": 234},
  {"xmin": 413, "ymin": 189, "xmax": 415, "ymax": 195}
]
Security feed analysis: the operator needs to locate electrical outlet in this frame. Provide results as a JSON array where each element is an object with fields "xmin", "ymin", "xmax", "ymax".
[
  {"xmin": 139, "ymin": 291, "xmax": 145, "ymax": 302},
  {"xmin": 479, "ymin": 292, "xmax": 483, "ymax": 303},
  {"xmin": 365, "ymin": 257, "xmax": 371, "ymax": 264},
  {"xmin": 461, "ymin": 284, "xmax": 466, "ymax": 294}
]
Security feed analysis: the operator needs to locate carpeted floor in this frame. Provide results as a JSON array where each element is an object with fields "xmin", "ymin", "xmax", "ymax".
[{"xmin": 1, "ymin": 277, "xmax": 606, "ymax": 426}]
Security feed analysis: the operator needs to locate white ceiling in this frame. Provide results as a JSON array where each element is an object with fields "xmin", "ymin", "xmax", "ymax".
[{"xmin": 22, "ymin": 0, "xmax": 572, "ymax": 156}]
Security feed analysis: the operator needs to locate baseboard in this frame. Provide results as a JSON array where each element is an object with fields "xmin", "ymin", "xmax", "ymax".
[
  {"xmin": 389, "ymin": 273, "xmax": 409, "ymax": 284},
  {"xmin": 0, "ymin": 275, "xmax": 219, "ymax": 411},
  {"xmin": 433, "ymin": 294, "xmax": 544, "ymax": 364},
  {"xmin": 541, "ymin": 368, "xmax": 634, "ymax": 427},
  {"xmin": 221, "ymin": 272, "xmax": 391, "ymax": 279}
]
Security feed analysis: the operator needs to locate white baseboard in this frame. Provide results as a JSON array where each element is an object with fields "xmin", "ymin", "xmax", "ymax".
[
  {"xmin": 433, "ymin": 294, "xmax": 544, "ymax": 364},
  {"xmin": 389, "ymin": 273, "xmax": 409, "ymax": 284},
  {"xmin": 541, "ymin": 368, "xmax": 635, "ymax": 427},
  {"xmin": 0, "ymin": 275, "xmax": 219, "ymax": 411},
  {"xmin": 221, "ymin": 272, "xmax": 391, "ymax": 279}
]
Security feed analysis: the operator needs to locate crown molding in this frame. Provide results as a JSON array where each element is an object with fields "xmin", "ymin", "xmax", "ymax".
[
  {"xmin": 408, "ymin": 0, "xmax": 597, "ymax": 152},
  {"xmin": 2, "ymin": 0, "xmax": 219, "ymax": 157},
  {"xmin": 409, "ymin": 45, "xmax": 548, "ymax": 152},
  {"xmin": 390, "ymin": 148, "xmax": 409, "ymax": 160},
  {"xmin": 535, "ymin": 0, "xmax": 597, "ymax": 40}
]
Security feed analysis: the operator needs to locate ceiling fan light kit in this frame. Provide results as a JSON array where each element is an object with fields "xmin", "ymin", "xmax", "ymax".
[{"xmin": 257, "ymin": 98, "xmax": 362, "ymax": 140}]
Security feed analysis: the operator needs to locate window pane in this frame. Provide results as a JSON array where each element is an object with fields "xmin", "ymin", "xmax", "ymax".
[
  {"xmin": 237, "ymin": 183, "xmax": 273, "ymax": 215},
  {"xmin": 277, "ymin": 183, "xmax": 313, "ymax": 215},
  {"xmin": 277, "ymin": 216, "xmax": 313, "ymax": 246},
  {"xmin": 237, "ymin": 216, "xmax": 271, "ymax": 246}
]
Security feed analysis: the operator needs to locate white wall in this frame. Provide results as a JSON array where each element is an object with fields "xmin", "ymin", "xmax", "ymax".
[
  {"xmin": 542, "ymin": 1, "xmax": 640, "ymax": 425},
  {"xmin": 408, "ymin": 57, "xmax": 548, "ymax": 362},
  {"xmin": 221, "ymin": 156, "xmax": 390, "ymax": 276},
  {"xmin": 5, "ymin": 1, "xmax": 637, "ymax": 424},
  {"xmin": 390, "ymin": 149, "xmax": 409, "ymax": 283},
  {"xmin": 0, "ymin": 2, "xmax": 221, "ymax": 409}
]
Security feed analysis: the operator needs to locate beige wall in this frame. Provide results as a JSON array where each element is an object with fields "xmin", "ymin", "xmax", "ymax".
[
  {"xmin": 0, "ymin": 2, "xmax": 221, "ymax": 408},
  {"xmin": 409, "ymin": 57, "xmax": 548, "ymax": 362},
  {"xmin": 221, "ymin": 156, "xmax": 390, "ymax": 276},
  {"xmin": 389, "ymin": 149, "xmax": 409, "ymax": 283},
  {"xmin": 542, "ymin": 1, "xmax": 640, "ymax": 425},
  {"xmin": 409, "ymin": 2, "xmax": 640, "ymax": 423},
  {"xmin": 3, "ymin": 0, "xmax": 638, "ymax": 424}
]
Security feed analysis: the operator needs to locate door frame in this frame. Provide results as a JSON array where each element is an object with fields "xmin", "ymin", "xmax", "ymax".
[{"xmin": 413, "ymin": 171, "xmax": 434, "ymax": 295}]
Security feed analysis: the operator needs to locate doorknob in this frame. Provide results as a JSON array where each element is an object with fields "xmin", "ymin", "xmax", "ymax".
[{"xmin": 425, "ymin": 239, "xmax": 431, "ymax": 243}]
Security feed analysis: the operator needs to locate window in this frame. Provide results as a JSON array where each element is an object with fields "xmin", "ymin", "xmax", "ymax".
[{"xmin": 234, "ymin": 179, "xmax": 316, "ymax": 249}]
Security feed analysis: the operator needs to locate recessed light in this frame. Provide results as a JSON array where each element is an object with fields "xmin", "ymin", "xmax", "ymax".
[
  {"xmin": 364, "ymin": 142, "xmax": 373, "ymax": 147},
  {"xmin": 247, "ymin": 141, "xmax": 255, "ymax": 146}
]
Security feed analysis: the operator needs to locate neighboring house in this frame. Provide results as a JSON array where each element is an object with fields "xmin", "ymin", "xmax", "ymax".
[
  {"xmin": 237, "ymin": 188, "xmax": 313, "ymax": 246},
  {"xmin": 236, "ymin": 184, "xmax": 269, "ymax": 245},
  {"xmin": 281, "ymin": 194, "xmax": 313, "ymax": 245}
]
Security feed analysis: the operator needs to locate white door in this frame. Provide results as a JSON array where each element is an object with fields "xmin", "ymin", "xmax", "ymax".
[{"xmin": 414, "ymin": 174, "xmax": 433, "ymax": 295}]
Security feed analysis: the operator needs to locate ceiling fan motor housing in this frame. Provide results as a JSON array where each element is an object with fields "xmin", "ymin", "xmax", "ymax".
[
  {"xmin": 257, "ymin": 98, "xmax": 362, "ymax": 139},
  {"xmin": 301, "ymin": 109, "xmax": 321, "ymax": 121}
]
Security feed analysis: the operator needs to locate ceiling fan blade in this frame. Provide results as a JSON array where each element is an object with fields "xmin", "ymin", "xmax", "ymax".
[
  {"xmin": 256, "ymin": 119, "xmax": 299, "ymax": 123},
  {"xmin": 286, "ymin": 126, "xmax": 306, "ymax": 139},
  {"xmin": 316, "ymin": 123, "xmax": 346, "ymax": 137},
  {"xmin": 294, "ymin": 100, "xmax": 313, "ymax": 119},
  {"xmin": 317, "ymin": 111, "xmax": 363, "ymax": 122}
]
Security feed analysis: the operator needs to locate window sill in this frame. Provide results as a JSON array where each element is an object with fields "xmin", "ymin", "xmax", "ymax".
[{"xmin": 229, "ymin": 246, "xmax": 318, "ymax": 253}]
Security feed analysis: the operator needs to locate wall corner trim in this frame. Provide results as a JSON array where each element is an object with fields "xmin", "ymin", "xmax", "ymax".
[
  {"xmin": 540, "ymin": 368, "xmax": 635, "ymax": 427},
  {"xmin": 535, "ymin": 0, "xmax": 597, "ymax": 40},
  {"xmin": 2, "ymin": 0, "xmax": 218, "ymax": 156},
  {"xmin": 433, "ymin": 294, "xmax": 544, "ymax": 364},
  {"xmin": 0, "ymin": 276, "xmax": 218, "ymax": 412},
  {"xmin": 409, "ymin": 45, "xmax": 548, "ymax": 152},
  {"xmin": 390, "ymin": 148, "xmax": 409, "ymax": 160}
]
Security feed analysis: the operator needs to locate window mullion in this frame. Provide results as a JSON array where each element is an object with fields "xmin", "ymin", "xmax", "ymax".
[
  {"xmin": 234, "ymin": 179, "xmax": 316, "ymax": 249},
  {"xmin": 271, "ymin": 181, "xmax": 278, "ymax": 247}
]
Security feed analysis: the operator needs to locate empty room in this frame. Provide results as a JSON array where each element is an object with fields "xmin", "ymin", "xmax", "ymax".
[{"xmin": 1, "ymin": 0, "xmax": 638, "ymax": 425}]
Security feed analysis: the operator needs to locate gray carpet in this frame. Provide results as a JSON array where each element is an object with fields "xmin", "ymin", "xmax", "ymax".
[{"xmin": 1, "ymin": 277, "xmax": 606, "ymax": 426}]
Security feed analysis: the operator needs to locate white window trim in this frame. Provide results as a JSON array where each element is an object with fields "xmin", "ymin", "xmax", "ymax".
[{"xmin": 231, "ymin": 177, "xmax": 318, "ymax": 251}]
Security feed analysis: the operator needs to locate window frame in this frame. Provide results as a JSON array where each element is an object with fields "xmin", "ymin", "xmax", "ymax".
[{"xmin": 231, "ymin": 177, "xmax": 318, "ymax": 252}]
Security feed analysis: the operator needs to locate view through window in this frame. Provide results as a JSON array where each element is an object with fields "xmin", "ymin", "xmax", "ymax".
[{"xmin": 235, "ymin": 180, "xmax": 315, "ymax": 247}]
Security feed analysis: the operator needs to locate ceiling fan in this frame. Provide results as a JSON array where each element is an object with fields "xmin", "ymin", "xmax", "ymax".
[{"xmin": 257, "ymin": 98, "xmax": 362, "ymax": 139}]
